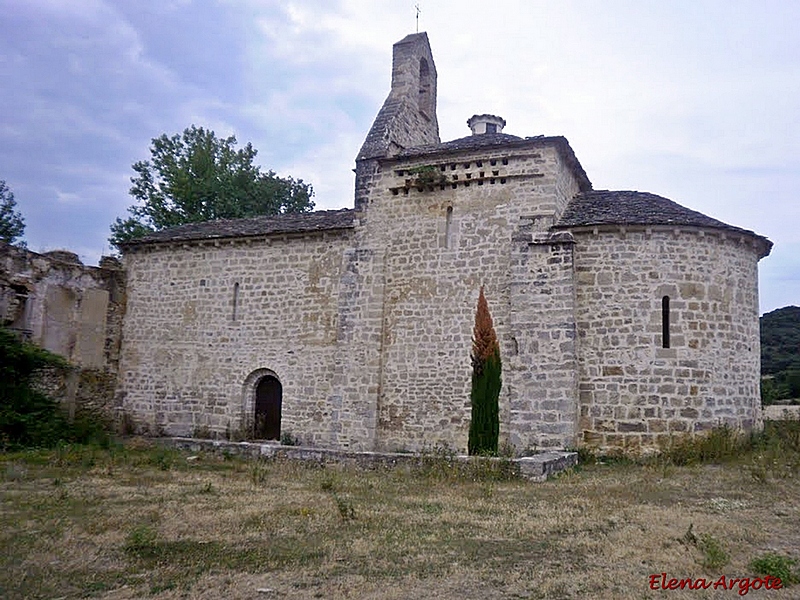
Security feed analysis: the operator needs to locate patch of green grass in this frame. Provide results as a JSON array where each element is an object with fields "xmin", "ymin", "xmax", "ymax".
[{"xmin": 124, "ymin": 524, "xmax": 159, "ymax": 559}]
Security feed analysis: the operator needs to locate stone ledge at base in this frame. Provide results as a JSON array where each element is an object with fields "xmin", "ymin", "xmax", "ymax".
[
  {"xmin": 763, "ymin": 405, "xmax": 800, "ymax": 421},
  {"xmin": 160, "ymin": 438, "xmax": 578, "ymax": 482}
]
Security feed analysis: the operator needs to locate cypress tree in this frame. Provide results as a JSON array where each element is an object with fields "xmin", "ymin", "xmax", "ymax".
[{"xmin": 469, "ymin": 286, "xmax": 501, "ymax": 455}]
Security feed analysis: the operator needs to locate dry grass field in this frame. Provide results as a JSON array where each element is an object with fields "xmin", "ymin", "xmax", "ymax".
[{"xmin": 2, "ymin": 429, "xmax": 800, "ymax": 600}]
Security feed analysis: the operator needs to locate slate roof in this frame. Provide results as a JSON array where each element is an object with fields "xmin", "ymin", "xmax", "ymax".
[
  {"xmin": 394, "ymin": 134, "xmax": 593, "ymax": 192},
  {"xmin": 553, "ymin": 190, "xmax": 772, "ymax": 252},
  {"xmin": 395, "ymin": 132, "xmax": 524, "ymax": 157},
  {"xmin": 121, "ymin": 209, "xmax": 356, "ymax": 247}
]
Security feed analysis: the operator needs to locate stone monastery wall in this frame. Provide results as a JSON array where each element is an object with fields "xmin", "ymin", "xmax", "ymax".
[
  {"xmin": 573, "ymin": 228, "xmax": 762, "ymax": 452},
  {"xmin": 118, "ymin": 232, "xmax": 361, "ymax": 444},
  {"xmin": 353, "ymin": 144, "xmax": 582, "ymax": 451}
]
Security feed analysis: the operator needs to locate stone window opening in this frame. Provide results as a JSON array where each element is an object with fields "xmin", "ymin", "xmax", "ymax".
[
  {"xmin": 7, "ymin": 284, "xmax": 32, "ymax": 337},
  {"xmin": 232, "ymin": 282, "xmax": 240, "ymax": 321},
  {"xmin": 485, "ymin": 123, "xmax": 497, "ymax": 133},
  {"xmin": 662, "ymin": 295, "xmax": 670, "ymax": 348}
]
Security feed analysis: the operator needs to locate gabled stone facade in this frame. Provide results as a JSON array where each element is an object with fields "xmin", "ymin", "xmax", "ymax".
[{"xmin": 116, "ymin": 33, "xmax": 771, "ymax": 454}]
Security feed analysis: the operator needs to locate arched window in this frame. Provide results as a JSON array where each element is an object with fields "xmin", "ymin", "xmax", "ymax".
[{"xmin": 661, "ymin": 295, "xmax": 670, "ymax": 349}]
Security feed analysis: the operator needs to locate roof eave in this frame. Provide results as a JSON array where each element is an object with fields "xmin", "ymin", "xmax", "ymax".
[{"xmin": 552, "ymin": 222, "xmax": 773, "ymax": 259}]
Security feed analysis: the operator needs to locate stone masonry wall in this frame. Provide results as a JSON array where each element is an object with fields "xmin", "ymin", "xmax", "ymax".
[
  {"xmin": 507, "ymin": 233, "xmax": 580, "ymax": 450},
  {"xmin": 573, "ymin": 228, "xmax": 762, "ymax": 453},
  {"xmin": 117, "ymin": 231, "xmax": 362, "ymax": 445},
  {"xmin": 357, "ymin": 143, "xmax": 583, "ymax": 452},
  {"xmin": 0, "ymin": 243, "xmax": 125, "ymax": 418}
]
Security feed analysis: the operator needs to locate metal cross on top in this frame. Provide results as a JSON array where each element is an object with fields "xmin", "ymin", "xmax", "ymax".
[{"xmin": 415, "ymin": 3, "xmax": 421, "ymax": 33}]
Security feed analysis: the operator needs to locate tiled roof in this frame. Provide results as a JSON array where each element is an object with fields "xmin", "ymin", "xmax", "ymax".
[
  {"xmin": 121, "ymin": 209, "xmax": 356, "ymax": 247},
  {"xmin": 553, "ymin": 190, "xmax": 772, "ymax": 252}
]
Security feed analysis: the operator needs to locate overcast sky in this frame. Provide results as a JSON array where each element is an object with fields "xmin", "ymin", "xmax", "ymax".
[{"xmin": 1, "ymin": 0, "xmax": 798, "ymax": 314}]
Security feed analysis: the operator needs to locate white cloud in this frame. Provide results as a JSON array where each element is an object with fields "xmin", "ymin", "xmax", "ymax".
[{"xmin": 0, "ymin": 0, "xmax": 796, "ymax": 310}]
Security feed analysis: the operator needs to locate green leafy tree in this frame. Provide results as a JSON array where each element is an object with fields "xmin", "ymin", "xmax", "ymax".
[
  {"xmin": 0, "ymin": 180, "xmax": 25, "ymax": 246},
  {"xmin": 469, "ymin": 285, "xmax": 502, "ymax": 455},
  {"xmin": 109, "ymin": 126, "xmax": 314, "ymax": 249},
  {"xmin": 760, "ymin": 306, "xmax": 800, "ymax": 403}
]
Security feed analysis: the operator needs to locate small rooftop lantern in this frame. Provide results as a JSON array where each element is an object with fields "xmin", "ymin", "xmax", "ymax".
[{"xmin": 467, "ymin": 114, "xmax": 506, "ymax": 135}]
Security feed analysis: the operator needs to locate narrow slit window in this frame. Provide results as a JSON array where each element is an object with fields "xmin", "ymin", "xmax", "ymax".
[
  {"xmin": 444, "ymin": 206, "xmax": 453, "ymax": 248},
  {"xmin": 232, "ymin": 282, "xmax": 240, "ymax": 321},
  {"xmin": 661, "ymin": 295, "xmax": 670, "ymax": 348}
]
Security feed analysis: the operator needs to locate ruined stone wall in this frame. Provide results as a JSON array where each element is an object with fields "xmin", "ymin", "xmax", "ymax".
[
  {"xmin": 117, "ymin": 232, "xmax": 367, "ymax": 446},
  {"xmin": 572, "ymin": 228, "xmax": 762, "ymax": 453},
  {"xmin": 358, "ymin": 144, "xmax": 583, "ymax": 452},
  {"xmin": 0, "ymin": 243, "xmax": 125, "ymax": 417}
]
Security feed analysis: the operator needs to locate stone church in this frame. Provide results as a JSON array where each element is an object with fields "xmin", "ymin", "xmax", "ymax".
[{"xmin": 108, "ymin": 33, "xmax": 772, "ymax": 454}]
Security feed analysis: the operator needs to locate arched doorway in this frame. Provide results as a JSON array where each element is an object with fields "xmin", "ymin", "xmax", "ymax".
[{"xmin": 254, "ymin": 375, "xmax": 282, "ymax": 440}]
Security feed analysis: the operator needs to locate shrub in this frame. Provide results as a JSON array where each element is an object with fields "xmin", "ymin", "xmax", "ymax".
[
  {"xmin": 0, "ymin": 327, "xmax": 110, "ymax": 449},
  {"xmin": 750, "ymin": 553, "xmax": 799, "ymax": 585},
  {"xmin": 1, "ymin": 327, "xmax": 69, "ymax": 448}
]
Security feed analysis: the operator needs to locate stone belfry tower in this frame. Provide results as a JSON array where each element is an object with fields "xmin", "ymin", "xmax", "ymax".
[{"xmin": 355, "ymin": 33, "xmax": 440, "ymax": 209}]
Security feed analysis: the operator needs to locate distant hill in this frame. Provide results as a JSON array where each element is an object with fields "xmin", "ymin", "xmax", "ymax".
[{"xmin": 760, "ymin": 306, "xmax": 800, "ymax": 404}]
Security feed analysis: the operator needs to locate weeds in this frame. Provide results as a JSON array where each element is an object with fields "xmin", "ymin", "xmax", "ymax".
[
  {"xmin": 124, "ymin": 524, "xmax": 159, "ymax": 559},
  {"xmin": 680, "ymin": 524, "xmax": 730, "ymax": 570},
  {"xmin": 661, "ymin": 425, "xmax": 747, "ymax": 465},
  {"xmin": 2, "ymin": 438, "xmax": 800, "ymax": 599},
  {"xmin": 698, "ymin": 534, "xmax": 730, "ymax": 570},
  {"xmin": 147, "ymin": 447, "xmax": 177, "ymax": 471},
  {"xmin": 192, "ymin": 424, "xmax": 213, "ymax": 439},
  {"xmin": 280, "ymin": 431, "xmax": 300, "ymax": 446},
  {"xmin": 332, "ymin": 493, "xmax": 356, "ymax": 522},
  {"xmin": 250, "ymin": 460, "xmax": 271, "ymax": 486},
  {"xmin": 576, "ymin": 421, "xmax": 800, "ymax": 481}
]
